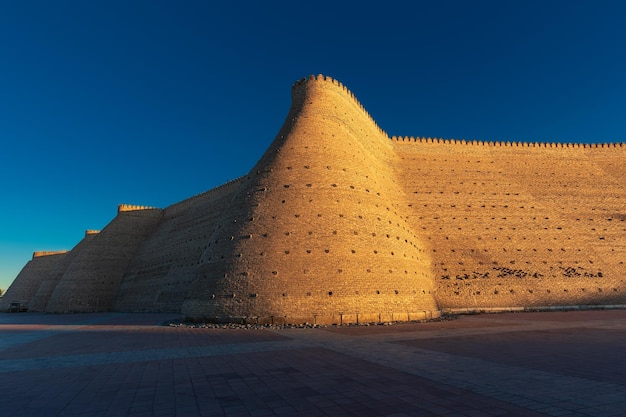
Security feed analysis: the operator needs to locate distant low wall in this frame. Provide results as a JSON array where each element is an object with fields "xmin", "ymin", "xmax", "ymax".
[
  {"xmin": 0, "ymin": 252, "xmax": 67, "ymax": 311},
  {"xmin": 45, "ymin": 208, "xmax": 163, "ymax": 313},
  {"xmin": 29, "ymin": 231, "xmax": 99, "ymax": 312}
]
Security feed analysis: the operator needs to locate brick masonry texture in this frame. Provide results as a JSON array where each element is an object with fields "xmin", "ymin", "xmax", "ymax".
[
  {"xmin": 45, "ymin": 208, "xmax": 163, "ymax": 313},
  {"xmin": 28, "ymin": 231, "xmax": 99, "ymax": 312},
  {"xmin": 113, "ymin": 180, "xmax": 244, "ymax": 313},
  {"xmin": 2, "ymin": 74, "xmax": 625, "ymax": 322},
  {"xmin": 0, "ymin": 252, "xmax": 67, "ymax": 311}
]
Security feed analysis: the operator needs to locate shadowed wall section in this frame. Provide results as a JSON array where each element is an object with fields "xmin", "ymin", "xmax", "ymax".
[
  {"xmin": 112, "ymin": 180, "xmax": 243, "ymax": 312},
  {"xmin": 181, "ymin": 75, "xmax": 438, "ymax": 324},
  {"xmin": 0, "ymin": 251, "xmax": 67, "ymax": 311},
  {"xmin": 28, "ymin": 230, "xmax": 100, "ymax": 312},
  {"xmin": 392, "ymin": 138, "xmax": 626, "ymax": 311},
  {"xmin": 45, "ymin": 207, "xmax": 163, "ymax": 313}
]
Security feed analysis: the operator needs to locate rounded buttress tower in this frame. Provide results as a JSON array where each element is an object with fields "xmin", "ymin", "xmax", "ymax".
[{"xmin": 182, "ymin": 75, "xmax": 439, "ymax": 324}]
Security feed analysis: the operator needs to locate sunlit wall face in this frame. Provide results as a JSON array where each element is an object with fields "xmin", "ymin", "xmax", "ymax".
[{"xmin": 2, "ymin": 2, "xmax": 626, "ymax": 294}]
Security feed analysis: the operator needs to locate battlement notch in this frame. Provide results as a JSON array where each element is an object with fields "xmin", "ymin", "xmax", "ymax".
[
  {"xmin": 117, "ymin": 204, "xmax": 161, "ymax": 213},
  {"xmin": 390, "ymin": 135, "xmax": 625, "ymax": 148},
  {"xmin": 33, "ymin": 250, "xmax": 68, "ymax": 259},
  {"xmin": 292, "ymin": 74, "xmax": 389, "ymax": 138}
]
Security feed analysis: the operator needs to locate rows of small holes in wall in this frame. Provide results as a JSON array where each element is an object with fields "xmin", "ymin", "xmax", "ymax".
[
  {"xmin": 391, "ymin": 142, "xmax": 625, "ymax": 308},
  {"xmin": 437, "ymin": 280, "xmax": 624, "ymax": 308},
  {"xmin": 188, "ymin": 129, "xmax": 436, "ymax": 313},
  {"xmin": 200, "ymin": 188, "xmax": 433, "ymax": 294}
]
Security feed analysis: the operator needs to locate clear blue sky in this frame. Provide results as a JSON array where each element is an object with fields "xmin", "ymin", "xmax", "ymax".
[{"xmin": 1, "ymin": 1, "xmax": 625, "ymax": 291}]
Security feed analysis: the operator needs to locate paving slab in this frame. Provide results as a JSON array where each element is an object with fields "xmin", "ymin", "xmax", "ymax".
[{"xmin": 1, "ymin": 310, "xmax": 625, "ymax": 416}]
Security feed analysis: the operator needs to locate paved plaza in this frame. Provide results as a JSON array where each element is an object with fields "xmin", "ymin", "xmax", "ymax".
[{"xmin": 1, "ymin": 310, "xmax": 625, "ymax": 417}]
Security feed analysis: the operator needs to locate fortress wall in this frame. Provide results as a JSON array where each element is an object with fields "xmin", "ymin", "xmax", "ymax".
[
  {"xmin": 392, "ymin": 139, "xmax": 626, "ymax": 309},
  {"xmin": 29, "ymin": 231, "xmax": 100, "ymax": 311},
  {"xmin": 45, "ymin": 207, "xmax": 163, "ymax": 313},
  {"xmin": 0, "ymin": 251, "xmax": 67, "ymax": 311},
  {"xmin": 112, "ymin": 178, "xmax": 244, "ymax": 312},
  {"xmin": 5, "ymin": 75, "xmax": 624, "ymax": 320},
  {"xmin": 182, "ymin": 75, "xmax": 438, "ymax": 324}
]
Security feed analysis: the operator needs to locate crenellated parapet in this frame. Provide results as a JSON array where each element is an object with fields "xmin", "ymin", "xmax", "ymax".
[
  {"xmin": 118, "ymin": 204, "xmax": 162, "ymax": 213},
  {"xmin": 390, "ymin": 135, "xmax": 625, "ymax": 148},
  {"xmin": 164, "ymin": 176, "xmax": 244, "ymax": 215},
  {"xmin": 32, "ymin": 250, "xmax": 68, "ymax": 259},
  {"xmin": 293, "ymin": 74, "xmax": 389, "ymax": 139},
  {"xmin": 294, "ymin": 75, "xmax": 626, "ymax": 149}
]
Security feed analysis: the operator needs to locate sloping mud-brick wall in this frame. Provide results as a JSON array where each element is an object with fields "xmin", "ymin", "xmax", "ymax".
[
  {"xmin": 45, "ymin": 207, "xmax": 163, "ymax": 313},
  {"xmin": 0, "ymin": 251, "xmax": 67, "ymax": 311}
]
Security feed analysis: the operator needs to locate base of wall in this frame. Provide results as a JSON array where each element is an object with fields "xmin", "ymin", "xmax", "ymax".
[
  {"xmin": 442, "ymin": 304, "xmax": 626, "ymax": 315},
  {"xmin": 183, "ymin": 310, "xmax": 442, "ymax": 325}
]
